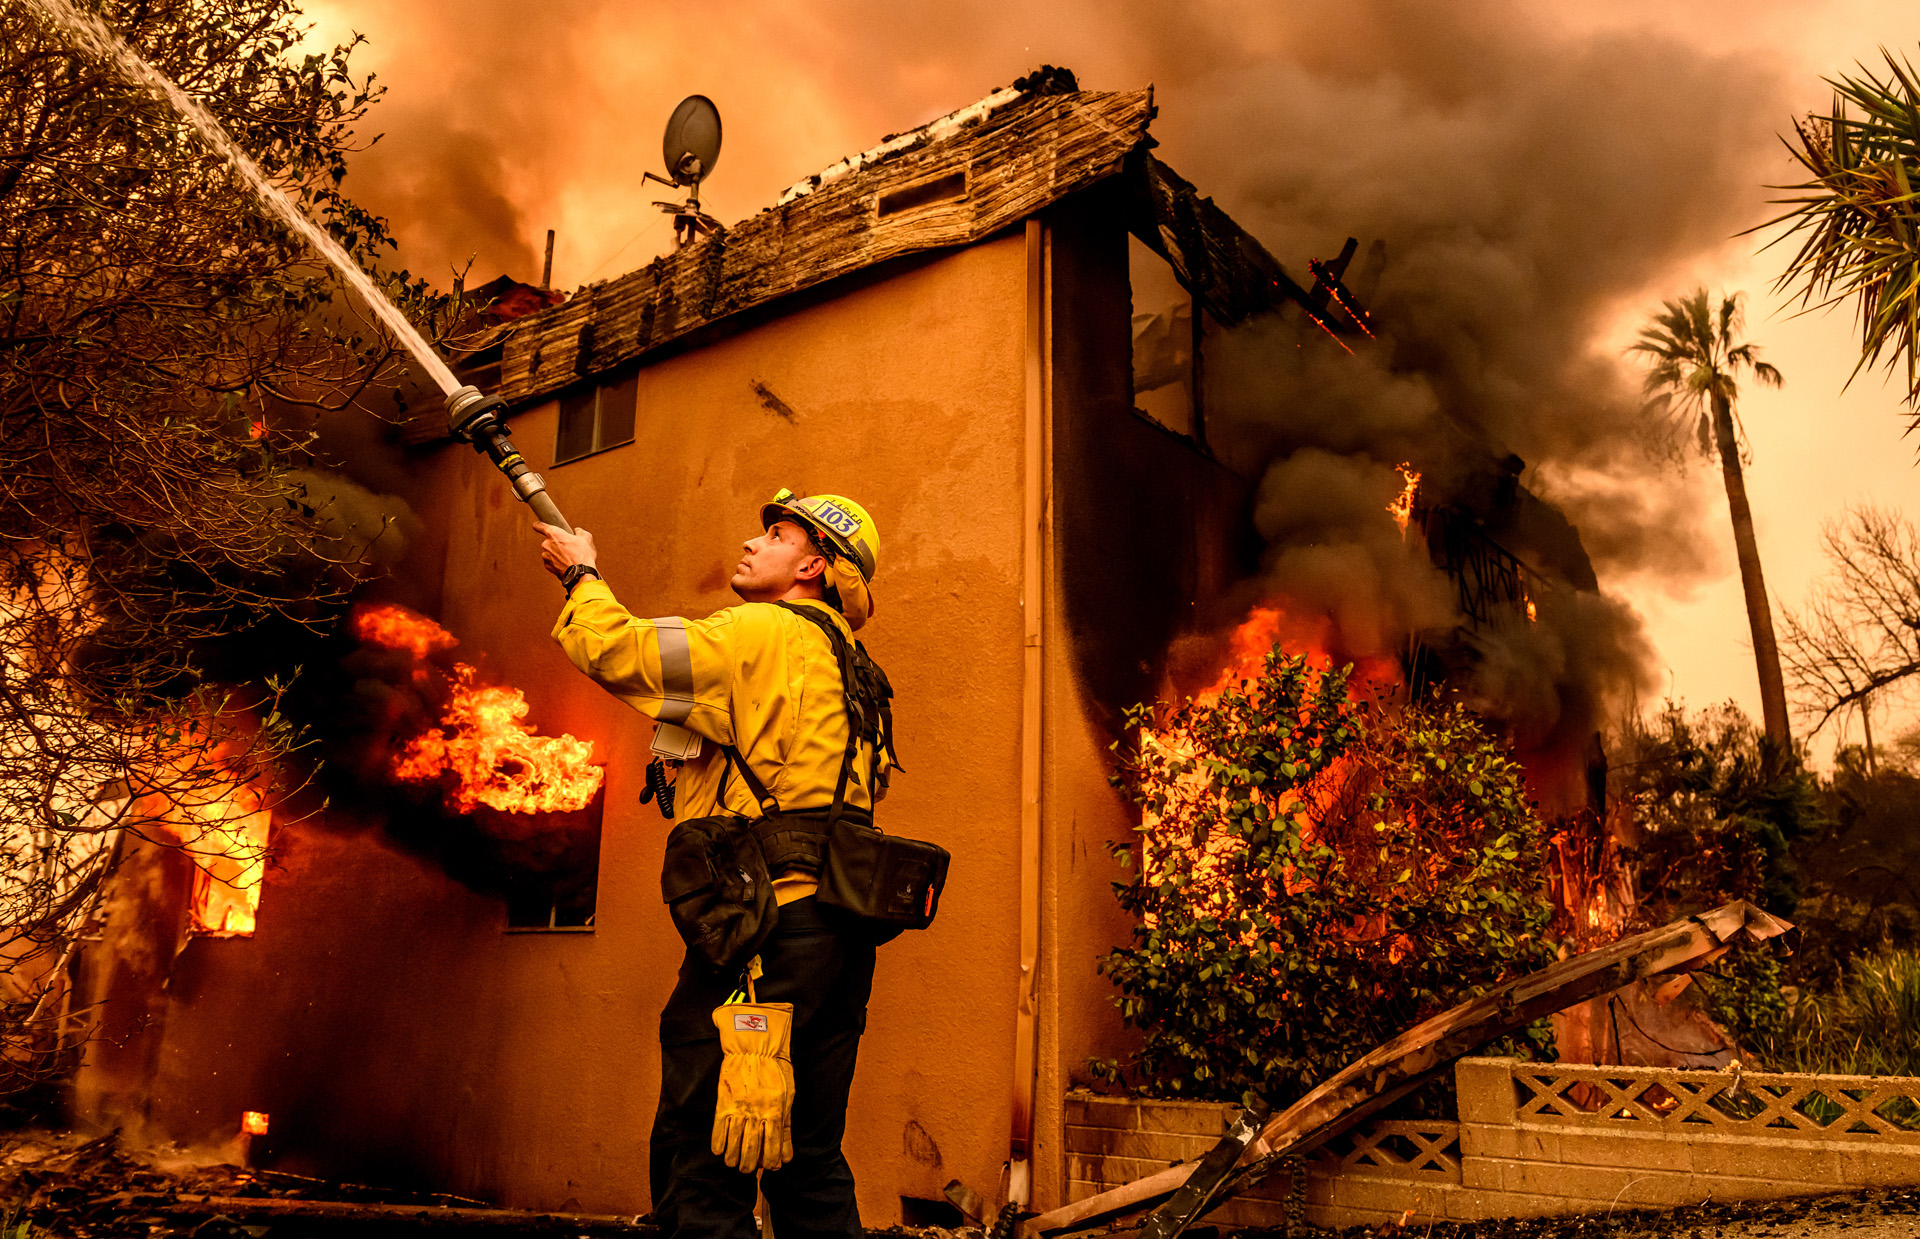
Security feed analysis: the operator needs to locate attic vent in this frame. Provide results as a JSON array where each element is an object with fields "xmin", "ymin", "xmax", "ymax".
[{"xmin": 877, "ymin": 169, "xmax": 967, "ymax": 218}]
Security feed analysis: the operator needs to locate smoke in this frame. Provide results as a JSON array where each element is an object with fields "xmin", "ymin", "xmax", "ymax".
[
  {"xmin": 282, "ymin": 468, "xmax": 418, "ymax": 574},
  {"xmin": 304, "ymin": 0, "xmax": 1783, "ymax": 771},
  {"xmin": 1162, "ymin": 3, "xmax": 1778, "ymax": 765},
  {"xmin": 1251, "ymin": 450, "xmax": 1456, "ymax": 659},
  {"xmin": 1181, "ymin": 13, "xmax": 1778, "ymax": 574}
]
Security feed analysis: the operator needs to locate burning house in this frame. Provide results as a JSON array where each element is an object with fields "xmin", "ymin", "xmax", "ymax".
[{"xmin": 69, "ymin": 70, "xmax": 1625, "ymax": 1220}]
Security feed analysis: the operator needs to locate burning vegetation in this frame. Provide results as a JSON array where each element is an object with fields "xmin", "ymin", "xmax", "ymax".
[{"xmin": 1098, "ymin": 606, "xmax": 1557, "ymax": 1102}]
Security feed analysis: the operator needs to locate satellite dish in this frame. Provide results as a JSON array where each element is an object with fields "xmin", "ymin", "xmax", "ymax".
[{"xmin": 663, "ymin": 95, "xmax": 722, "ymax": 188}]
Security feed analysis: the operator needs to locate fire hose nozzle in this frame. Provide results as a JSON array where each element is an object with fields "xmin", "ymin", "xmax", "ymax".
[
  {"xmin": 446, "ymin": 384, "xmax": 507, "ymax": 443},
  {"xmin": 443, "ymin": 385, "xmax": 574, "ymax": 536}
]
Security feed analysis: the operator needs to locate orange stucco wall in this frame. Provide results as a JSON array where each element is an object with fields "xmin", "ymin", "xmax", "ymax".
[
  {"xmin": 72, "ymin": 199, "xmax": 1258, "ymax": 1222},
  {"xmin": 78, "ymin": 233, "xmax": 1030, "ymax": 1220}
]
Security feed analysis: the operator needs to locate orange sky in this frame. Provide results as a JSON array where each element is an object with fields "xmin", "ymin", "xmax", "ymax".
[{"xmin": 300, "ymin": 0, "xmax": 1920, "ymax": 765}]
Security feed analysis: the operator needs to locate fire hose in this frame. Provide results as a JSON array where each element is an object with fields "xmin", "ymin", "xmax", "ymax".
[
  {"xmin": 445, "ymin": 384, "xmax": 699, "ymax": 760},
  {"xmin": 445, "ymin": 385, "xmax": 573, "ymax": 536}
]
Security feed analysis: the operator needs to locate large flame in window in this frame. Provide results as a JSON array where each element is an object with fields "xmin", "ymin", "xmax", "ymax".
[
  {"xmin": 136, "ymin": 738, "xmax": 274, "ymax": 938},
  {"xmin": 171, "ymin": 779, "xmax": 270, "ymax": 936},
  {"xmin": 352, "ymin": 604, "xmax": 603, "ymax": 815}
]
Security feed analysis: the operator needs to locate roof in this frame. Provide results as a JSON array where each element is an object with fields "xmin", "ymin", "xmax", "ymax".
[{"xmin": 479, "ymin": 82, "xmax": 1157, "ymax": 411}]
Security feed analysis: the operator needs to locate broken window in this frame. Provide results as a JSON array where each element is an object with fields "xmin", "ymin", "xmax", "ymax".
[
  {"xmin": 1129, "ymin": 235, "xmax": 1196, "ymax": 438},
  {"xmin": 554, "ymin": 369, "xmax": 638, "ymax": 465}
]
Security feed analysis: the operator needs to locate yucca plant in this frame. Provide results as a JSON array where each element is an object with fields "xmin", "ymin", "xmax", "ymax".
[{"xmin": 1769, "ymin": 48, "xmax": 1920, "ymax": 414}]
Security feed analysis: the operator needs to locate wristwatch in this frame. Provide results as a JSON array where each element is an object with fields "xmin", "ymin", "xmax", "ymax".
[{"xmin": 560, "ymin": 564, "xmax": 602, "ymax": 595}]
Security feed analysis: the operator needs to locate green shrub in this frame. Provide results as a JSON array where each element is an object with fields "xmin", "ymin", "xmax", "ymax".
[
  {"xmin": 1755, "ymin": 946, "xmax": 1920, "ymax": 1086},
  {"xmin": 1093, "ymin": 650, "xmax": 1557, "ymax": 1105}
]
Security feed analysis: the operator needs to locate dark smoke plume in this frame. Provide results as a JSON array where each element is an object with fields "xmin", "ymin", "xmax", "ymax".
[{"xmin": 1159, "ymin": 3, "xmax": 1781, "ymax": 769}]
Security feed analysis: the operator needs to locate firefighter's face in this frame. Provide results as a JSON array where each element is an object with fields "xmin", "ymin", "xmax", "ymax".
[{"xmin": 732, "ymin": 519, "xmax": 828, "ymax": 600}]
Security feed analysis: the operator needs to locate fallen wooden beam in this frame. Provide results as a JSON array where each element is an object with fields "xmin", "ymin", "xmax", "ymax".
[{"xmin": 1023, "ymin": 899, "xmax": 1793, "ymax": 1239}]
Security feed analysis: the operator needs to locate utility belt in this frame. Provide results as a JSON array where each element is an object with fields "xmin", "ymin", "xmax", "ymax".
[
  {"xmin": 749, "ymin": 803, "xmax": 869, "ymax": 878},
  {"xmin": 659, "ymin": 760, "xmax": 950, "ymax": 972},
  {"xmin": 658, "ymin": 603, "xmax": 949, "ymax": 974}
]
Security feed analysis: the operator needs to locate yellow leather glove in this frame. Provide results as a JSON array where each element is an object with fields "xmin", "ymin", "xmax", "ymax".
[{"xmin": 710, "ymin": 1002, "xmax": 796, "ymax": 1173}]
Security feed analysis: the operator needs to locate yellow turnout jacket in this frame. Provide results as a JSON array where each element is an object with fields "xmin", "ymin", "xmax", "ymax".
[{"xmin": 551, "ymin": 579, "xmax": 886, "ymax": 820}]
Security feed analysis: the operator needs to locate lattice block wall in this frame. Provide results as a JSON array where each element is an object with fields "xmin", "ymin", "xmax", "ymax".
[
  {"xmin": 1062, "ymin": 1061, "xmax": 1920, "ymax": 1231},
  {"xmin": 1502, "ymin": 1060, "xmax": 1920, "ymax": 1141},
  {"xmin": 1457, "ymin": 1057, "xmax": 1920, "ymax": 1211},
  {"xmin": 1062, "ymin": 1091, "xmax": 1462, "ymax": 1230}
]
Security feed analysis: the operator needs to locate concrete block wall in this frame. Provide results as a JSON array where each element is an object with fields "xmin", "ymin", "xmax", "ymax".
[
  {"xmin": 1064, "ymin": 1093, "xmax": 1463, "ymax": 1230},
  {"xmin": 1063, "ymin": 1059, "xmax": 1920, "ymax": 1230}
]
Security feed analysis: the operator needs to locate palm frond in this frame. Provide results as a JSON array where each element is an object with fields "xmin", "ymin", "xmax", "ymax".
[
  {"xmin": 1766, "ymin": 46, "xmax": 1920, "ymax": 414},
  {"xmin": 1627, "ymin": 286, "xmax": 1780, "ymax": 461}
]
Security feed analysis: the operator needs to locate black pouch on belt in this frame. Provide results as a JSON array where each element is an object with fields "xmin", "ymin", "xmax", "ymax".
[
  {"xmin": 817, "ymin": 820, "xmax": 950, "ymax": 930},
  {"xmin": 659, "ymin": 812, "xmax": 774, "ymax": 973}
]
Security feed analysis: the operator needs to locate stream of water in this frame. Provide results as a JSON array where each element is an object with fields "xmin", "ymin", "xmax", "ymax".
[{"xmin": 31, "ymin": 0, "xmax": 463, "ymax": 396}]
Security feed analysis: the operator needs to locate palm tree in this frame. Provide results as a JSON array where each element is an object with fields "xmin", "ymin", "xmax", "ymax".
[
  {"xmin": 1631, "ymin": 289, "xmax": 1791, "ymax": 756},
  {"xmin": 1769, "ymin": 48, "xmax": 1920, "ymax": 416}
]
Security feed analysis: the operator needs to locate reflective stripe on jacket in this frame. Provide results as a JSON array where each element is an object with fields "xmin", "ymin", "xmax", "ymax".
[{"xmin": 551, "ymin": 578, "xmax": 885, "ymax": 820}]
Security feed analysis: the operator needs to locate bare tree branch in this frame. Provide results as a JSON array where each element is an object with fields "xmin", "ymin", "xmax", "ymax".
[{"xmin": 1783, "ymin": 504, "xmax": 1920, "ymax": 731}]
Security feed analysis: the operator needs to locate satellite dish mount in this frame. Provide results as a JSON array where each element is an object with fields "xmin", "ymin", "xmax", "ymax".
[{"xmin": 643, "ymin": 95, "xmax": 723, "ymax": 249}]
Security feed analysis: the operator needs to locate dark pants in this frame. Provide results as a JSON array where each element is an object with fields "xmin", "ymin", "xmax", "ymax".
[{"xmin": 651, "ymin": 897, "xmax": 877, "ymax": 1239}]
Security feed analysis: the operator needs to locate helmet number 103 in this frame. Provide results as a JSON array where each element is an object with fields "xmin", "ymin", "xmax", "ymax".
[{"xmin": 813, "ymin": 504, "xmax": 860, "ymax": 537}]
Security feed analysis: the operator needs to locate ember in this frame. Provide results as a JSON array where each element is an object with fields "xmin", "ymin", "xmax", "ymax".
[{"xmin": 1387, "ymin": 463, "xmax": 1420, "ymax": 535}]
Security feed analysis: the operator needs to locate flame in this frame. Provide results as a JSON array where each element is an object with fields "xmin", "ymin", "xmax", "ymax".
[
  {"xmin": 1547, "ymin": 811, "xmax": 1634, "ymax": 949},
  {"xmin": 241, "ymin": 1110, "xmax": 269, "ymax": 1135},
  {"xmin": 1137, "ymin": 604, "xmax": 1402, "ymax": 930},
  {"xmin": 352, "ymin": 602, "xmax": 459, "ymax": 661},
  {"xmin": 1387, "ymin": 463, "xmax": 1420, "ymax": 535},
  {"xmin": 1526, "ymin": 594, "xmax": 1539, "ymax": 623},
  {"xmin": 363, "ymin": 606, "xmax": 603, "ymax": 815},
  {"xmin": 146, "ymin": 754, "xmax": 271, "ymax": 937},
  {"xmin": 394, "ymin": 666, "xmax": 602, "ymax": 814}
]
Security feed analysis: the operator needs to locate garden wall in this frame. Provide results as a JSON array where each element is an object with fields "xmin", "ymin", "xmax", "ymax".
[{"xmin": 1065, "ymin": 1057, "xmax": 1920, "ymax": 1230}]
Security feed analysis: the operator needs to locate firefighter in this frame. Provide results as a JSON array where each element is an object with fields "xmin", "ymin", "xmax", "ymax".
[{"xmin": 534, "ymin": 490, "xmax": 888, "ymax": 1239}]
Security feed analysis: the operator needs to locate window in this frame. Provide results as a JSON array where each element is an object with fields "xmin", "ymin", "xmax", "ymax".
[
  {"xmin": 503, "ymin": 795, "xmax": 603, "ymax": 932},
  {"xmin": 1129, "ymin": 235, "xmax": 1196, "ymax": 438},
  {"xmin": 555, "ymin": 370, "xmax": 638, "ymax": 464}
]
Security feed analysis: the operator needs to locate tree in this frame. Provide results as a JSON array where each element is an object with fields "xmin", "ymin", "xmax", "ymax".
[
  {"xmin": 0, "ymin": 0, "xmax": 439, "ymax": 1092},
  {"xmin": 1608, "ymin": 701, "xmax": 1819, "ymax": 1048},
  {"xmin": 1770, "ymin": 49, "xmax": 1920, "ymax": 415},
  {"xmin": 1781, "ymin": 505, "xmax": 1920, "ymax": 756},
  {"xmin": 1094, "ymin": 652, "xmax": 1555, "ymax": 1104},
  {"xmin": 1631, "ymin": 290, "xmax": 1791, "ymax": 756}
]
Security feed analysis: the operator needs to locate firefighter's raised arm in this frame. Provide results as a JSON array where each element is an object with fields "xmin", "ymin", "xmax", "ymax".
[{"xmin": 535, "ymin": 520, "xmax": 599, "ymax": 593}]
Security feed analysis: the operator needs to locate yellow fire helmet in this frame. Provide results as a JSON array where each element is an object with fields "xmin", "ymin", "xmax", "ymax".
[{"xmin": 760, "ymin": 489, "xmax": 879, "ymax": 630}]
